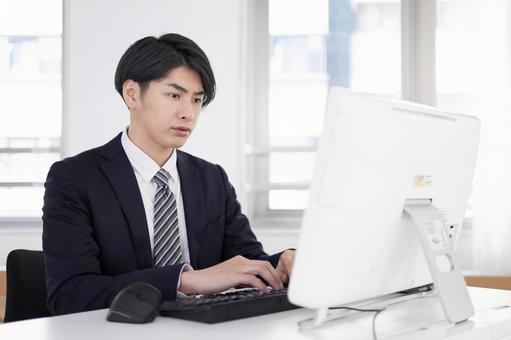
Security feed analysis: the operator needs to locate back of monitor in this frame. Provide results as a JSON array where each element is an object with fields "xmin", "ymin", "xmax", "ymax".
[{"xmin": 288, "ymin": 88, "xmax": 480, "ymax": 310}]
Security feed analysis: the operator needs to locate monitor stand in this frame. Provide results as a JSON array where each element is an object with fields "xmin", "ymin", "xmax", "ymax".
[
  {"xmin": 298, "ymin": 201, "xmax": 474, "ymax": 329},
  {"xmin": 404, "ymin": 202, "xmax": 474, "ymax": 323}
]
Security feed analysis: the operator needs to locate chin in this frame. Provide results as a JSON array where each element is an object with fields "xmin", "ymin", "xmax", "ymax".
[{"xmin": 161, "ymin": 138, "xmax": 187, "ymax": 150}]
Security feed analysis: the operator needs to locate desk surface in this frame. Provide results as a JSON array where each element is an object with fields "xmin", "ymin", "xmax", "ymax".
[{"xmin": 2, "ymin": 287, "xmax": 511, "ymax": 340}]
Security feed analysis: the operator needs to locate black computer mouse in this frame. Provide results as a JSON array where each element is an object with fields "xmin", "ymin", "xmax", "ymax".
[{"xmin": 107, "ymin": 282, "xmax": 162, "ymax": 323}]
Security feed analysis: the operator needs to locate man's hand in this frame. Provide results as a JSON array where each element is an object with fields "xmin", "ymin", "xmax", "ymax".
[
  {"xmin": 276, "ymin": 249, "xmax": 295, "ymax": 285},
  {"xmin": 179, "ymin": 255, "xmax": 284, "ymax": 295}
]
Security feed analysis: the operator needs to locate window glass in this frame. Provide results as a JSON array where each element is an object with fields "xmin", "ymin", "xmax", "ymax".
[
  {"xmin": 436, "ymin": 0, "xmax": 476, "ymax": 112},
  {"xmin": 268, "ymin": 0, "xmax": 400, "ymax": 210}
]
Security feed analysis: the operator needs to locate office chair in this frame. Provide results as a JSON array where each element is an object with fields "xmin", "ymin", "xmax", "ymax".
[{"xmin": 4, "ymin": 249, "xmax": 51, "ymax": 322}]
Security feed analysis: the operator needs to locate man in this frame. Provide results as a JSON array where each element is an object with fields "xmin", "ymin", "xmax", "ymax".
[{"xmin": 42, "ymin": 33, "xmax": 295, "ymax": 315}]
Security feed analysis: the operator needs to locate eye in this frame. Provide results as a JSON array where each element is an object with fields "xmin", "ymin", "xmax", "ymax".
[
  {"xmin": 193, "ymin": 97, "xmax": 203, "ymax": 105},
  {"xmin": 166, "ymin": 93, "xmax": 180, "ymax": 99}
]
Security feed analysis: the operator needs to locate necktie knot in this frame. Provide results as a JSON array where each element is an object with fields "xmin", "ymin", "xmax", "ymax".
[{"xmin": 153, "ymin": 168, "xmax": 170, "ymax": 187}]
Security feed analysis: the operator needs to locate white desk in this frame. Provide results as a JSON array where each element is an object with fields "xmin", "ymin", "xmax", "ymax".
[{"xmin": 2, "ymin": 287, "xmax": 511, "ymax": 340}]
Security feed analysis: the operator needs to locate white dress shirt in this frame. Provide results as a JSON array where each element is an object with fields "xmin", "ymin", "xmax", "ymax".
[{"xmin": 120, "ymin": 128, "xmax": 191, "ymax": 264}]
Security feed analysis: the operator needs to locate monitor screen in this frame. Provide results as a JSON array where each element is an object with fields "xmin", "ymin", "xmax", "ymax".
[{"xmin": 288, "ymin": 87, "xmax": 480, "ymax": 310}]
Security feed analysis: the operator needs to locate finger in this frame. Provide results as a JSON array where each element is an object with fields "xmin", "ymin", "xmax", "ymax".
[
  {"xmin": 284, "ymin": 256, "xmax": 294, "ymax": 276},
  {"xmin": 237, "ymin": 274, "xmax": 269, "ymax": 292},
  {"xmin": 276, "ymin": 260, "xmax": 289, "ymax": 284},
  {"xmin": 264, "ymin": 261, "xmax": 285, "ymax": 290},
  {"xmin": 276, "ymin": 268, "xmax": 289, "ymax": 285},
  {"xmin": 256, "ymin": 261, "xmax": 284, "ymax": 290},
  {"xmin": 248, "ymin": 261, "xmax": 284, "ymax": 291},
  {"xmin": 281, "ymin": 251, "xmax": 294, "ymax": 275},
  {"xmin": 239, "ymin": 262, "xmax": 281, "ymax": 291}
]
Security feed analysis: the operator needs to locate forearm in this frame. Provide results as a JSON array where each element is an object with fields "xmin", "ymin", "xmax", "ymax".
[{"xmin": 46, "ymin": 258, "xmax": 184, "ymax": 315}]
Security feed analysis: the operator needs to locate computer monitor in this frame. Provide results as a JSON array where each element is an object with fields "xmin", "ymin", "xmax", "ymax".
[{"xmin": 288, "ymin": 87, "xmax": 480, "ymax": 324}]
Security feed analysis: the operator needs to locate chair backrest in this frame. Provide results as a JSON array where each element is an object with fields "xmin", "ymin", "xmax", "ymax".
[{"xmin": 4, "ymin": 249, "xmax": 51, "ymax": 322}]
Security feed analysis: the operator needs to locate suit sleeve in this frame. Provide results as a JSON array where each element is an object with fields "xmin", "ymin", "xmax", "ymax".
[
  {"xmin": 216, "ymin": 165, "xmax": 283, "ymax": 267},
  {"xmin": 42, "ymin": 160, "xmax": 185, "ymax": 315}
]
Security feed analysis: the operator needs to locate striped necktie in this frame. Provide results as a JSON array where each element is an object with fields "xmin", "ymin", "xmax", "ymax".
[{"xmin": 153, "ymin": 168, "xmax": 182, "ymax": 267}]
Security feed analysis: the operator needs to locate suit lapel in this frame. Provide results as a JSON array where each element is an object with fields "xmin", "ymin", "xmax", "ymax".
[
  {"xmin": 98, "ymin": 134, "xmax": 153, "ymax": 268},
  {"xmin": 177, "ymin": 151, "xmax": 206, "ymax": 268}
]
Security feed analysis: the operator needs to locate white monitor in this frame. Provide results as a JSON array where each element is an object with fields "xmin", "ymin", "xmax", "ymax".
[{"xmin": 288, "ymin": 88, "xmax": 480, "ymax": 317}]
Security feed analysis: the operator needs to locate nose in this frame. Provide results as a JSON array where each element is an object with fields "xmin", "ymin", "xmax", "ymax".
[{"xmin": 177, "ymin": 103, "xmax": 194, "ymax": 121}]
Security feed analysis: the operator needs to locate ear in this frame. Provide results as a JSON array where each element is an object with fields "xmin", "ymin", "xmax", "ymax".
[{"xmin": 122, "ymin": 80, "xmax": 141, "ymax": 110}]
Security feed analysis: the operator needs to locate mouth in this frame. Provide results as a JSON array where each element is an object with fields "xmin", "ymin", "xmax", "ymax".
[{"xmin": 171, "ymin": 126, "xmax": 191, "ymax": 137}]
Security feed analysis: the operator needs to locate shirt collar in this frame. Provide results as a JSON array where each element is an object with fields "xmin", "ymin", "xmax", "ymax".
[{"xmin": 121, "ymin": 127, "xmax": 178, "ymax": 184}]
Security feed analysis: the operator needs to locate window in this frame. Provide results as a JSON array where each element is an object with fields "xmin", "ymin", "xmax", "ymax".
[
  {"xmin": 436, "ymin": 0, "xmax": 476, "ymax": 112},
  {"xmin": 246, "ymin": 0, "xmax": 402, "ymax": 218},
  {"xmin": 0, "ymin": 0, "xmax": 62, "ymax": 218}
]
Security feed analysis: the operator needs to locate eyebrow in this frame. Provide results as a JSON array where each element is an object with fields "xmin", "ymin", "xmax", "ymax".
[{"xmin": 166, "ymin": 83, "xmax": 205, "ymax": 96}]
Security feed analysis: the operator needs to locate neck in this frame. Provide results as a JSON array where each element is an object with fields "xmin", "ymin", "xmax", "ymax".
[{"xmin": 127, "ymin": 125, "xmax": 174, "ymax": 167}]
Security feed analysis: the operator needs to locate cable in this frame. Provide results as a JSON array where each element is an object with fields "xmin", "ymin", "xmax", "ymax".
[
  {"xmin": 328, "ymin": 306, "xmax": 386, "ymax": 340},
  {"xmin": 371, "ymin": 308, "xmax": 385, "ymax": 340}
]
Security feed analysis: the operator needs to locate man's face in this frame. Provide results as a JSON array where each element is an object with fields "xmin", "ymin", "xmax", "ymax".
[{"xmin": 131, "ymin": 65, "xmax": 205, "ymax": 150}]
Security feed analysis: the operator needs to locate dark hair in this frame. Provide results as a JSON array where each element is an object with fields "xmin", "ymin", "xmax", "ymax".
[{"xmin": 114, "ymin": 33, "xmax": 216, "ymax": 107}]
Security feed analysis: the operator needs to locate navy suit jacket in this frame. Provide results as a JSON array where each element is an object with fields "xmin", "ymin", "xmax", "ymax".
[{"xmin": 42, "ymin": 133, "xmax": 281, "ymax": 315}]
